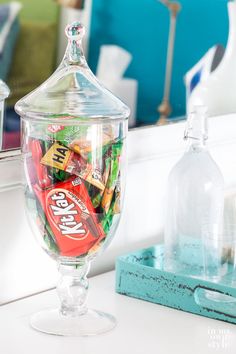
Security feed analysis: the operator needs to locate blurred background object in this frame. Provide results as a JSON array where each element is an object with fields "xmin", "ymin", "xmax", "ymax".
[
  {"xmin": 0, "ymin": 0, "xmax": 58, "ymax": 150},
  {"xmin": 55, "ymin": 0, "xmax": 85, "ymax": 9},
  {"xmin": 96, "ymin": 45, "xmax": 138, "ymax": 128},
  {"xmin": 157, "ymin": 0, "xmax": 181, "ymax": 126},
  {"xmin": 88, "ymin": 0, "xmax": 229, "ymax": 126},
  {"xmin": 186, "ymin": 1, "xmax": 236, "ymax": 118},
  {"xmin": 185, "ymin": 45, "xmax": 225, "ymax": 107},
  {"xmin": 0, "ymin": 0, "xmax": 231, "ymax": 151},
  {"xmin": 0, "ymin": 2, "xmax": 21, "ymax": 82},
  {"xmin": 0, "ymin": 80, "xmax": 10, "ymax": 149}
]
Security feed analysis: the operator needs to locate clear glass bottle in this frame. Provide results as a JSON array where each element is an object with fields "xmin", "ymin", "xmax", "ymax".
[{"xmin": 164, "ymin": 106, "xmax": 224, "ymax": 277}]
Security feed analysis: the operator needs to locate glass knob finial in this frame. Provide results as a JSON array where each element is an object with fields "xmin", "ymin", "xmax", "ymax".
[
  {"xmin": 65, "ymin": 21, "xmax": 85, "ymax": 64},
  {"xmin": 65, "ymin": 21, "xmax": 85, "ymax": 41}
]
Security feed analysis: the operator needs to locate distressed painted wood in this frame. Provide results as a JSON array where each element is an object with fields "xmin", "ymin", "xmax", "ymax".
[{"xmin": 116, "ymin": 245, "xmax": 236, "ymax": 324}]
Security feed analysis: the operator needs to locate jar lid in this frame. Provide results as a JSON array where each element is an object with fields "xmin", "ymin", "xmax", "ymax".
[
  {"xmin": 15, "ymin": 22, "xmax": 130, "ymax": 122},
  {"xmin": 0, "ymin": 80, "xmax": 10, "ymax": 100}
]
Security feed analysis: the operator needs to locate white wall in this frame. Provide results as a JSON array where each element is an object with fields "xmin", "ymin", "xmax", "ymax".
[{"xmin": 1, "ymin": 115, "xmax": 236, "ymax": 304}]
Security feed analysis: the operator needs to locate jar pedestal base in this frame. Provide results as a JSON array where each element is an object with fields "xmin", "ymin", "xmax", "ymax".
[{"xmin": 30, "ymin": 308, "xmax": 116, "ymax": 337}]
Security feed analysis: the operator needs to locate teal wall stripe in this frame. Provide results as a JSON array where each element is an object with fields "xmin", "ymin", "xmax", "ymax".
[{"xmin": 88, "ymin": 0, "xmax": 228, "ymax": 125}]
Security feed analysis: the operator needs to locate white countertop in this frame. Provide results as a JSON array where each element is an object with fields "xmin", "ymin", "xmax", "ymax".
[{"xmin": 1, "ymin": 271, "xmax": 236, "ymax": 354}]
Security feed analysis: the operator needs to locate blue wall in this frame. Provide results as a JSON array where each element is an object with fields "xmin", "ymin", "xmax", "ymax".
[{"xmin": 88, "ymin": 0, "xmax": 228, "ymax": 125}]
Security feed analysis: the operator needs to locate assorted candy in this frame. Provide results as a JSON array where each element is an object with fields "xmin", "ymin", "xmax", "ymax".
[{"xmin": 26, "ymin": 122, "xmax": 123, "ymax": 259}]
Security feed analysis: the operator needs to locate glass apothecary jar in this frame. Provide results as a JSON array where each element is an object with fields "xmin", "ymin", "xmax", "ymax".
[{"xmin": 15, "ymin": 22, "xmax": 130, "ymax": 336}]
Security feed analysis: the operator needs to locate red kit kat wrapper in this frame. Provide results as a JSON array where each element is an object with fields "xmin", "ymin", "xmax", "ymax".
[{"xmin": 34, "ymin": 177, "xmax": 105, "ymax": 257}]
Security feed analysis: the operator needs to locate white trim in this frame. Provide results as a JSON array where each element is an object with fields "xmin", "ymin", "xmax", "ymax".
[
  {"xmin": 0, "ymin": 150, "xmax": 22, "ymax": 192},
  {"xmin": 129, "ymin": 113, "xmax": 236, "ymax": 163},
  {"xmin": 1, "ymin": 114, "xmax": 236, "ymax": 190}
]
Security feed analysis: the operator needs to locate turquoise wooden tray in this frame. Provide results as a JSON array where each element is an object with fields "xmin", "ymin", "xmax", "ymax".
[{"xmin": 116, "ymin": 244, "xmax": 236, "ymax": 324}]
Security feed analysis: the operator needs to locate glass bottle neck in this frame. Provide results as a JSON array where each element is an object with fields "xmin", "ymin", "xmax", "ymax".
[
  {"xmin": 184, "ymin": 107, "xmax": 208, "ymax": 151},
  {"xmin": 186, "ymin": 136, "xmax": 206, "ymax": 151}
]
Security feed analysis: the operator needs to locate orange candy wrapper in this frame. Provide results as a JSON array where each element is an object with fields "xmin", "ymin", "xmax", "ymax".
[{"xmin": 40, "ymin": 141, "xmax": 105, "ymax": 191}]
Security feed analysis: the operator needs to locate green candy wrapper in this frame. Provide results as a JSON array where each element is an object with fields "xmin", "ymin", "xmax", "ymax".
[
  {"xmin": 101, "ymin": 201, "xmax": 115, "ymax": 234},
  {"xmin": 51, "ymin": 168, "xmax": 71, "ymax": 182},
  {"xmin": 87, "ymin": 142, "xmax": 111, "ymax": 164},
  {"xmin": 43, "ymin": 220, "xmax": 60, "ymax": 254},
  {"xmin": 47, "ymin": 125, "xmax": 88, "ymax": 147},
  {"xmin": 26, "ymin": 188, "xmax": 59, "ymax": 254},
  {"xmin": 101, "ymin": 172, "xmax": 121, "ymax": 234},
  {"xmin": 29, "ymin": 116, "xmax": 88, "ymax": 145},
  {"xmin": 101, "ymin": 140, "xmax": 122, "ymax": 213},
  {"xmin": 92, "ymin": 156, "xmax": 111, "ymax": 208}
]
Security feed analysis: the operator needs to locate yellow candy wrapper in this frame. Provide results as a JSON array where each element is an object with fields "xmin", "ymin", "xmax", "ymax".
[
  {"xmin": 79, "ymin": 165, "xmax": 105, "ymax": 191},
  {"xmin": 101, "ymin": 157, "xmax": 119, "ymax": 214},
  {"xmin": 41, "ymin": 142, "xmax": 74, "ymax": 171},
  {"xmin": 69, "ymin": 131, "xmax": 113, "ymax": 159}
]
